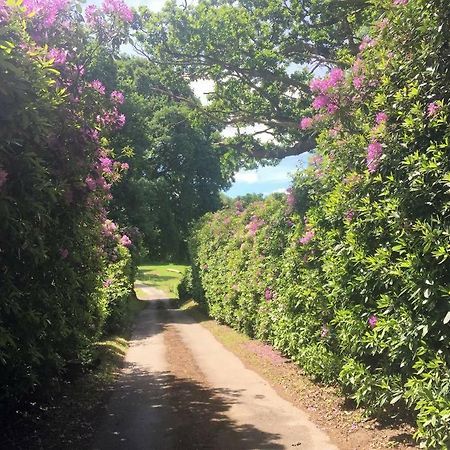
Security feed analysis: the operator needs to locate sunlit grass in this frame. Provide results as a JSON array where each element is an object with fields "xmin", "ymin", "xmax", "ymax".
[{"xmin": 137, "ymin": 262, "xmax": 188, "ymax": 294}]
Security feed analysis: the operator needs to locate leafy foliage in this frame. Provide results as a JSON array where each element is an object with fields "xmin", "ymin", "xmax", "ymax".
[
  {"xmin": 184, "ymin": 1, "xmax": 450, "ymax": 447},
  {"xmin": 94, "ymin": 57, "xmax": 230, "ymax": 261},
  {"xmin": 0, "ymin": 0, "xmax": 136, "ymax": 405}
]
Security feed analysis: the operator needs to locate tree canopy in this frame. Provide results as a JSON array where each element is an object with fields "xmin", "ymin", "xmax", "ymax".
[{"xmin": 131, "ymin": 0, "xmax": 378, "ymax": 159}]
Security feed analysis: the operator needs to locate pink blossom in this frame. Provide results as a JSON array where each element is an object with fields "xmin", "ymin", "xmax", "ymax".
[
  {"xmin": 375, "ymin": 112, "xmax": 388, "ymax": 124},
  {"xmin": 286, "ymin": 187, "xmax": 295, "ymax": 209},
  {"xmin": 103, "ymin": 279, "xmax": 113, "ymax": 288},
  {"xmin": 102, "ymin": 219, "xmax": 117, "ymax": 237},
  {"xmin": 376, "ymin": 18, "xmax": 389, "ymax": 30},
  {"xmin": 96, "ymin": 176, "xmax": 111, "ymax": 192},
  {"xmin": 102, "ymin": 0, "xmax": 133, "ymax": 22},
  {"xmin": 327, "ymin": 103, "xmax": 338, "ymax": 114},
  {"xmin": 329, "ymin": 67, "xmax": 344, "ymax": 85},
  {"xmin": 47, "ymin": 47, "xmax": 68, "ymax": 66},
  {"xmin": 359, "ymin": 36, "xmax": 375, "ymax": 52},
  {"xmin": 84, "ymin": 4, "xmax": 98, "ymax": 25},
  {"xmin": 345, "ymin": 209, "xmax": 355, "ymax": 221},
  {"xmin": 110, "ymin": 90, "xmax": 125, "ymax": 104},
  {"xmin": 85, "ymin": 128, "xmax": 99, "ymax": 142},
  {"xmin": 367, "ymin": 140, "xmax": 383, "ymax": 173},
  {"xmin": 368, "ymin": 315, "xmax": 378, "ymax": 329},
  {"xmin": 99, "ymin": 156, "xmax": 113, "ymax": 173},
  {"xmin": 120, "ymin": 234, "xmax": 132, "ymax": 247},
  {"xmin": 85, "ymin": 176, "xmax": 97, "ymax": 191},
  {"xmin": 310, "ymin": 154, "xmax": 322, "ymax": 167},
  {"xmin": 312, "ymin": 94, "xmax": 330, "ymax": 110},
  {"xmin": 427, "ymin": 102, "xmax": 440, "ymax": 117},
  {"xmin": 299, "ymin": 230, "xmax": 315, "ymax": 245},
  {"xmin": 246, "ymin": 216, "xmax": 265, "ymax": 236},
  {"xmin": 235, "ymin": 200, "xmax": 244, "ymax": 214},
  {"xmin": 120, "ymin": 162, "xmax": 129, "ymax": 170},
  {"xmin": 353, "ymin": 76, "xmax": 364, "ymax": 90},
  {"xmin": 59, "ymin": 248, "xmax": 69, "ymax": 259},
  {"xmin": 321, "ymin": 326, "xmax": 329, "ymax": 338},
  {"xmin": 96, "ymin": 107, "xmax": 126, "ymax": 129},
  {"xmin": 309, "ymin": 68, "xmax": 344, "ymax": 94},
  {"xmin": 90, "ymin": 80, "xmax": 106, "ymax": 95},
  {"xmin": 300, "ymin": 117, "xmax": 313, "ymax": 130},
  {"xmin": 23, "ymin": 0, "xmax": 69, "ymax": 26},
  {"xmin": 116, "ymin": 112, "xmax": 126, "ymax": 128},
  {"xmin": 264, "ymin": 288, "xmax": 273, "ymax": 301},
  {"xmin": 393, "ymin": 0, "xmax": 408, "ymax": 5},
  {"xmin": 0, "ymin": 168, "xmax": 8, "ymax": 189}
]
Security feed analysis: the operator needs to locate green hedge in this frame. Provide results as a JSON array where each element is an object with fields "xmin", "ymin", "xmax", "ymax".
[
  {"xmin": 183, "ymin": 1, "xmax": 450, "ymax": 447},
  {"xmin": 0, "ymin": 1, "xmax": 136, "ymax": 405}
]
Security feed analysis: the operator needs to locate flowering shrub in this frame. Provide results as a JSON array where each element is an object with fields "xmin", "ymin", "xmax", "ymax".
[
  {"xmin": 184, "ymin": 1, "xmax": 449, "ymax": 447},
  {"xmin": 0, "ymin": 0, "xmax": 137, "ymax": 404}
]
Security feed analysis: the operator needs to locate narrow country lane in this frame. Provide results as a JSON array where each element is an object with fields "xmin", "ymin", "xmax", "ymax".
[{"xmin": 93, "ymin": 285, "xmax": 338, "ymax": 450}]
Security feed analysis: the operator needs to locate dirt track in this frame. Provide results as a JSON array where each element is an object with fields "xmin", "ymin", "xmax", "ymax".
[{"xmin": 93, "ymin": 285, "xmax": 338, "ymax": 449}]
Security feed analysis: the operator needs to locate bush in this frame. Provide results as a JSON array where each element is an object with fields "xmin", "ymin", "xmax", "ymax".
[
  {"xmin": 186, "ymin": 1, "xmax": 450, "ymax": 447},
  {"xmin": 0, "ymin": 0, "xmax": 136, "ymax": 405}
]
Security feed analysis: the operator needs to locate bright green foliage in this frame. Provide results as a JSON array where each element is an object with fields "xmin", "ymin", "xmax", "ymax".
[
  {"xmin": 96, "ymin": 58, "xmax": 229, "ymax": 261},
  {"xmin": 183, "ymin": 1, "xmax": 450, "ymax": 447},
  {"xmin": 0, "ymin": 2, "xmax": 136, "ymax": 405},
  {"xmin": 135, "ymin": 0, "xmax": 378, "ymax": 159}
]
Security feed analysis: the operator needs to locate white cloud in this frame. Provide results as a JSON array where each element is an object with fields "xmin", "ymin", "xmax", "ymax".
[
  {"xmin": 233, "ymin": 164, "xmax": 293, "ymax": 185},
  {"xmin": 190, "ymin": 79, "xmax": 215, "ymax": 105},
  {"xmin": 235, "ymin": 170, "xmax": 259, "ymax": 184},
  {"xmin": 220, "ymin": 124, "xmax": 275, "ymax": 144}
]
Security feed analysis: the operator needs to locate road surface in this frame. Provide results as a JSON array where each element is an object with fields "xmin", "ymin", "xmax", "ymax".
[{"xmin": 93, "ymin": 285, "xmax": 338, "ymax": 450}]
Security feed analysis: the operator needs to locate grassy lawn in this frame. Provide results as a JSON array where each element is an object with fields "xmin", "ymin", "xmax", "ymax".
[{"xmin": 137, "ymin": 262, "xmax": 188, "ymax": 294}]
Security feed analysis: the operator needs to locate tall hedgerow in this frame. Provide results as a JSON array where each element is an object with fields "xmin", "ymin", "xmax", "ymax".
[
  {"xmin": 184, "ymin": 0, "xmax": 450, "ymax": 447},
  {"xmin": 0, "ymin": 0, "xmax": 137, "ymax": 405}
]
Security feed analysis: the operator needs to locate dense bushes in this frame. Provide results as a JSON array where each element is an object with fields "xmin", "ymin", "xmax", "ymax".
[
  {"xmin": 183, "ymin": 1, "xmax": 450, "ymax": 447},
  {"xmin": 0, "ymin": 0, "xmax": 137, "ymax": 405}
]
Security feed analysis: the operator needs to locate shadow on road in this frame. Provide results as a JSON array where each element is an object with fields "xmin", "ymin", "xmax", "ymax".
[{"xmin": 96, "ymin": 365, "xmax": 283, "ymax": 450}]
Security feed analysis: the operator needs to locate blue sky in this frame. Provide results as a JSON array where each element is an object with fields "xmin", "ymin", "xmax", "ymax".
[{"xmin": 225, "ymin": 154, "xmax": 310, "ymax": 197}]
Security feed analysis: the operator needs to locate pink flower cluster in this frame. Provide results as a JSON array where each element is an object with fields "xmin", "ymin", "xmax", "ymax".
[
  {"xmin": 366, "ymin": 140, "xmax": 383, "ymax": 173},
  {"xmin": 427, "ymin": 102, "xmax": 440, "ymax": 117},
  {"xmin": 345, "ymin": 209, "xmax": 355, "ymax": 222},
  {"xmin": 235, "ymin": 200, "xmax": 244, "ymax": 215},
  {"xmin": 305, "ymin": 67, "xmax": 345, "ymax": 118},
  {"xmin": 368, "ymin": 314, "xmax": 378, "ymax": 329},
  {"xmin": 23, "ymin": 0, "xmax": 69, "ymax": 27},
  {"xmin": 120, "ymin": 234, "xmax": 132, "ymax": 247},
  {"xmin": 102, "ymin": 219, "xmax": 117, "ymax": 237},
  {"xmin": 286, "ymin": 187, "xmax": 295, "ymax": 209},
  {"xmin": 246, "ymin": 216, "xmax": 265, "ymax": 236},
  {"xmin": 96, "ymin": 107, "xmax": 126, "ymax": 129},
  {"xmin": 393, "ymin": 0, "xmax": 408, "ymax": 5},
  {"xmin": 264, "ymin": 288, "xmax": 273, "ymax": 301},
  {"xmin": 358, "ymin": 36, "xmax": 376, "ymax": 52},
  {"xmin": 47, "ymin": 47, "xmax": 68, "ymax": 66},
  {"xmin": 99, "ymin": 156, "xmax": 113, "ymax": 174},
  {"xmin": 101, "ymin": 0, "xmax": 133, "ymax": 22},
  {"xmin": 299, "ymin": 229, "xmax": 315, "ymax": 245},
  {"xmin": 110, "ymin": 90, "xmax": 125, "ymax": 104},
  {"xmin": 90, "ymin": 80, "xmax": 106, "ymax": 95},
  {"xmin": 299, "ymin": 117, "xmax": 313, "ymax": 130},
  {"xmin": 375, "ymin": 112, "xmax": 388, "ymax": 124}
]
